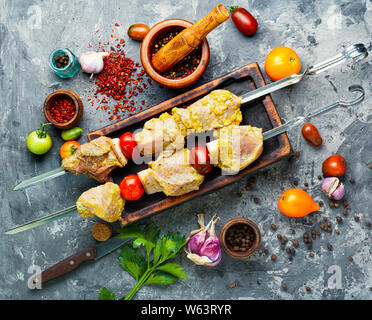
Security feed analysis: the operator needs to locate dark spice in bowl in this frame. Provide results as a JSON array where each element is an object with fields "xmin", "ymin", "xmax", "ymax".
[
  {"xmin": 226, "ymin": 223, "xmax": 256, "ymax": 252},
  {"xmin": 47, "ymin": 95, "xmax": 76, "ymax": 123},
  {"xmin": 151, "ymin": 28, "xmax": 202, "ymax": 79},
  {"xmin": 54, "ymin": 53, "xmax": 69, "ymax": 69}
]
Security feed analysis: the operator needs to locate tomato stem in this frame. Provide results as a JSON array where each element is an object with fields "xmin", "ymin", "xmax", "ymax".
[
  {"xmin": 36, "ymin": 122, "xmax": 51, "ymax": 139},
  {"xmin": 228, "ymin": 5, "xmax": 239, "ymax": 13}
]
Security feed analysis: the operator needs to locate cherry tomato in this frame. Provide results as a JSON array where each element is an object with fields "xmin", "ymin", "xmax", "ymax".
[
  {"xmin": 189, "ymin": 146, "xmax": 213, "ymax": 174},
  {"xmin": 265, "ymin": 46, "xmax": 301, "ymax": 81},
  {"xmin": 60, "ymin": 141, "xmax": 80, "ymax": 159},
  {"xmin": 119, "ymin": 174, "xmax": 144, "ymax": 201},
  {"xmin": 119, "ymin": 132, "xmax": 137, "ymax": 159},
  {"xmin": 322, "ymin": 155, "xmax": 346, "ymax": 177},
  {"xmin": 229, "ymin": 6, "xmax": 258, "ymax": 36},
  {"xmin": 127, "ymin": 24, "xmax": 150, "ymax": 41},
  {"xmin": 278, "ymin": 188, "xmax": 320, "ymax": 218},
  {"xmin": 301, "ymin": 123, "xmax": 322, "ymax": 147}
]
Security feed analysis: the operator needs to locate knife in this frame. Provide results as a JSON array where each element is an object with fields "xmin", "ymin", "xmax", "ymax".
[{"xmin": 29, "ymin": 234, "xmax": 131, "ymax": 287}]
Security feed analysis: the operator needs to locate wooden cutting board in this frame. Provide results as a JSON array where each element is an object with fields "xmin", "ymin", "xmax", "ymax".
[{"xmin": 87, "ymin": 63, "xmax": 291, "ymax": 226}]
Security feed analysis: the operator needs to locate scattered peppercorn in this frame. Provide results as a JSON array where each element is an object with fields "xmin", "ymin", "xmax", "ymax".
[
  {"xmin": 336, "ymin": 216, "xmax": 343, "ymax": 223},
  {"xmin": 348, "ymin": 257, "xmax": 353, "ymax": 261},
  {"xmin": 304, "ymin": 182, "xmax": 309, "ymax": 187},
  {"xmin": 327, "ymin": 244, "xmax": 333, "ymax": 251},
  {"xmin": 282, "ymin": 284, "xmax": 287, "ymax": 291},
  {"xmin": 334, "ymin": 202, "xmax": 340, "ymax": 208},
  {"xmin": 271, "ymin": 224, "xmax": 277, "ymax": 231},
  {"xmin": 294, "ymin": 181, "xmax": 299, "ymax": 186},
  {"xmin": 253, "ymin": 197, "xmax": 260, "ymax": 204},
  {"xmin": 306, "ymin": 287, "xmax": 311, "ymax": 292},
  {"xmin": 293, "ymin": 240, "xmax": 299, "ymax": 247},
  {"xmin": 349, "ymin": 178, "xmax": 355, "ymax": 184},
  {"xmin": 271, "ymin": 254, "xmax": 277, "ymax": 261},
  {"xmin": 318, "ymin": 175, "xmax": 322, "ymax": 180},
  {"xmin": 309, "ymin": 252, "xmax": 315, "ymax": 258},
  {"xmin": 318, "ymin": 200, "xmax": 324, "ymax": 207},
  {"xmin": 329, "ymin": 202, "xmax": 335, "ymax": 208},
  {"xmin": 354, "ymin": 216, "xmax": 360, "ymax": 222},
  {"xmin": 365, "ymin": 221, "xmax": 372, "ymax": 228},
  {"xmin": 277, "ymin": 234, "xmax": 282, "ymax": 240},
  {"xmin": 264, "ymin": 249, "xmax": 269, "ymax": 254},
  {"xmin": 237, "ymin": 192, "xmax": 243, "ymax": 198},
  {"xmin": 342, "ymin": 210, "xmax": 348, "ymax": 216},
  {"xmin": 335, "ymin": 230, "xmax": 340, "ymax": 235}
]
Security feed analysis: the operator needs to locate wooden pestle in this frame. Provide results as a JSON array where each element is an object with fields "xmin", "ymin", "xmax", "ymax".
[{"xmin": 151, "ymin": 4, "xmax": 230, "ymax": 74}]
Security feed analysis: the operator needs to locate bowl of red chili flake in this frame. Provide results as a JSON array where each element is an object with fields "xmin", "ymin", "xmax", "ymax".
[
  {"xmin": 141, "ymin": 19, "xmax": 210, "ymax": 89},
  {"xmin": 44, "ymin": 90, "xmax": 84, "ymax": 129}
]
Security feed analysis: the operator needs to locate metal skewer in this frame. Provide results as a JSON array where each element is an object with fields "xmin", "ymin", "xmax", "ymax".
[
  {"xmin": 12, "ymin": 43, "xmax": 368, "ymax": 192},
  {"xmin": 5, "ymin": 85, "xmax": 365, "ymax": 235}
]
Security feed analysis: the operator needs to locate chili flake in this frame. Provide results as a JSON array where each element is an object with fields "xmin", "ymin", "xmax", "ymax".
[{"xmin": 47, "ymin": 96, "xmax": 76, "ymax": 123}]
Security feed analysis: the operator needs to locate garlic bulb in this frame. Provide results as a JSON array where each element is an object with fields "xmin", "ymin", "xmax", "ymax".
[
  {"xmin": 79, "ymin": 51, "xmax": 109, "ymax": 75},
  {"xmin": 185, "ymin": 214, "xmax": 222, "ymax": 267}
]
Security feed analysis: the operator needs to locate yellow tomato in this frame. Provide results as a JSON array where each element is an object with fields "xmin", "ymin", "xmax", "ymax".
[
  {"xmin": 60, "ymin": 141, "xmax": 80, "ymax": 159},
  {"xmin": 265, "ymin": 46, "xmax": 301, "ymax": 81},
  {"xmin": 278, "ymin": 188, "xmax": 320, "ymax": 217}
]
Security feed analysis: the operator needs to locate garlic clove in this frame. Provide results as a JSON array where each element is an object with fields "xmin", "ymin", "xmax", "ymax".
[
  {"xmin": 331, "ymin": 183, "xmax": 345, "ymax": 200},
  {"xmin": 79, "ymin": 51, "xmax": 109, "ymax": 75},
  {"xmin": 185, "ymin": 215, "xmax": 222, "ymax": 267},
  {"xmin": 321, "ymin": 177, "xmax": 345, "ymax": 200},
  {"xmin": 321, "ymin": 177, "xmax": 340, "ymax": 198}
]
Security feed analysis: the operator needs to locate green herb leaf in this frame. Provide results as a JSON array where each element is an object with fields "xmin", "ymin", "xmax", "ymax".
[
  {"xmin": 152, "ymin": 239, "xmax": 162, "ymax": 266},
  {"xmin": 100, "ymin": 287, "xmax": 116, "ymax": 300},
  {"xmin": 156, "ymin": 263, "xmax": 187, "ymax": 280},
  {"xmin": 117, "ymin": 225, "xmax": 146, "ymax": 240},
  {"xmin": 146, "ymin": 223, "xmax": 160, "ymax": 244},
  {"xmin": 144, "ymin": 271, "xmax": 178, "ymax": 285},
  {"xmin": 119, "ymin": 259, "xmax": 145, "ymax": 281},
  {"xmin": 119, "ymin": 246, "xmax": 146, "ymax": 280},
  {"xmin": 101, "ymin": 225, "xmax": 188, "ymax": 301}
]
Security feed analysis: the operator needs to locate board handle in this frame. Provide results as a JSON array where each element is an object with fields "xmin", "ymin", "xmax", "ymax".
[{"xmin": 29, "ymin": 247, "xmax": 95, "ymax": 287}]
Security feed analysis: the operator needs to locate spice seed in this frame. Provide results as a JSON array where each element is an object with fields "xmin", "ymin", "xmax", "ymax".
[
  {"xmin": 348, "ymin": 257, "xmax": 353, "ymax": 262},
  {"xmin": 282, "ymin": 285, "xmax": 287, "ymax": 291},
  {"xmin": 271, "ymin": 254, "xmax": 277, "ymax": 261},
  {"xmin": 354, "ymin": 216, "xmax": 360, "ymax": 222},
  {"xmin": 271, "ymin": 224, "xmax": 277, "ymax": 231}
]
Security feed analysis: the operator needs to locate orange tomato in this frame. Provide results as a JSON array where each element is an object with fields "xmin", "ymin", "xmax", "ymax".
[
  {"xmin": 60, "ymin": 141, "xmax": 80, "ymax": 159},
  {"xmin": 278, "ymin": 188, "xmax": 320, "ymax": 217},
  {"xmin": 265, "ymin": 47, "xmax": 301, "ymax": 81}
]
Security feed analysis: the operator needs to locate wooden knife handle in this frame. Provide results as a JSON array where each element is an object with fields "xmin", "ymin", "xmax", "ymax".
[
  {"xmin": 151, "ymin": 4, "xmax": 230, "ymax": 73},
  {"xmin": 30, "ymin": 247, "xmax": 95, "ymax": 287}
]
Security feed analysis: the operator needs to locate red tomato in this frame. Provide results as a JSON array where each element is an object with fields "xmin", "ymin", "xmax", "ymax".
[
  {"xmin": 229, "ymin": 6, "xmax": 258, "ymax": 36},
  {"xmin": 301, "ymin": 123, "xmax": 322, "ymax": 147},
  {"xmin": 322, "ymin": 155, "xmax": 346, "ymax": 177},
  {"xmin": 119, "ymin": 174, "xmax": 144, "ymax": 201},
  {"xmin": 119, "ymin": 132, "xmax": 137, "ymax": 159},
  {"xmin": 189, "ymin": 146, "xmax": 213, "ymax": 174}
]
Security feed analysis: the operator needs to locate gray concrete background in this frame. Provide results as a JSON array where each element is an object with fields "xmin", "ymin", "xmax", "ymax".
[{"xmin": 0, "ymin": 0, "xmax": 371, "ymax": 300}]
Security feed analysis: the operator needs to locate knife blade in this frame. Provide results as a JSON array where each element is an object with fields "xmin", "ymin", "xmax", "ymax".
[{"xmin": 29, "ymin": 234, "xmax": 131, "ymax": 287}]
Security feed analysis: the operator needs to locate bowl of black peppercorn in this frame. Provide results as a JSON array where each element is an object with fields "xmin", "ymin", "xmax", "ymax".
[{"xmin": 219, "ymin": 218, "xmax": 261, "ymax": 260}]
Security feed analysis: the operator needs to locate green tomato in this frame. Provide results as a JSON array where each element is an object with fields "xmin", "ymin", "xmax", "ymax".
[
  {"xmin": 61, "ymin": 127, "xmax": 83, "ymax": 141},
  {"xmin": 27, "ymin": 123, "xmax": 53, "ymax": 155}
]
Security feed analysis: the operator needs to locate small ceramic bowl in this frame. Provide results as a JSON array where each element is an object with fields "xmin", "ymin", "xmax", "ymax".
[
  {"xmin": 140, "ymin": 19, "xmax": 210, "ymax": 90},
  {"xmin": 219, "ymin": 218, "xmax": 261, "ymax": 260},
  {"xmin": 44, "ymin": 89, "xmax": 84, "ymax": 130}
]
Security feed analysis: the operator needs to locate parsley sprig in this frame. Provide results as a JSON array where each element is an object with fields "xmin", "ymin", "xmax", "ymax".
[{"xmin": 100, "ymin": 223, "xmax": 187, "ymax": 300}]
